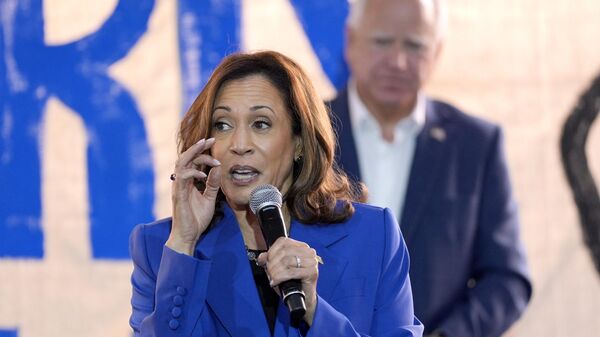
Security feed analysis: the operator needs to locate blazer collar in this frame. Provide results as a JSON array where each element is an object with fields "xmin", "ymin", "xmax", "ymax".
[
  {"xmin": 197, "ymin": 204, "xmax": 269, "ymax": 336},
  {"xmin": 400, "ymin": 100, "xmax": 450, "ymax": 243},
  {"xmin": 195, "ymin": 203, "xmax": 350, "ymax": 336},
  {"xmin": 330, "ymin": 89, "xmax": 361, "ymax": 182},
  {"xmin": 290, "ymin": 219, "xmax": 349, "ymax": 301}
]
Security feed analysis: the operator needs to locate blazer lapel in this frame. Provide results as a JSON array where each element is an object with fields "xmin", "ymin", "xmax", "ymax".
[
  {"xmin": 268, "ymin": 220, "xmax": 349, "ymax": 337},
  {"xmin": 401, "ymin": 100, "xmax": 449, "ymax": 243},
  {"xmin": 330, "ymin": 89, "xmax": 362, "ymax": 181},
  {"xmin": 289, "ymin": 220, "xmax": 349, "ymax": 302},
  {"xmin": 199, "ymin": 205, "xmax": 269, "ymax": 336},
  {"xmin": 196, "ymin": 208, "xmax": 351, "ymax": 337}
]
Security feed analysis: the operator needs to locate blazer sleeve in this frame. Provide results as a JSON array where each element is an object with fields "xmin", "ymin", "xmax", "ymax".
[
  {"xmin": 129, "ymin": 224, "xmax": 212, "ymax": 336},
  {"xmin": 306, "ymin": 208, "xmax": 424, "ymax": 337},
  {"xmin": 435, "ymin": 128, "xmax": 532, "ymax": 337}
]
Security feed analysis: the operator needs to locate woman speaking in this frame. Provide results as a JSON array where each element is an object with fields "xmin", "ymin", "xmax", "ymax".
[{"xmin": 129, "ymin": 50, "xmax": 423, "ymax": 336}]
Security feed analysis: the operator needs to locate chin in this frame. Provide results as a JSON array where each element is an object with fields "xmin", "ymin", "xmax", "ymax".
[
  {"xmin": 224, "ymin": 193, "xmax": 251, "ymax": 211},
  {"xmin": 374, "ymin": 90, "xmax": 414, "ymax": 106},
  {"xmin": 222, "ymin": 184, "xmax": 251, "ymax": 205}
]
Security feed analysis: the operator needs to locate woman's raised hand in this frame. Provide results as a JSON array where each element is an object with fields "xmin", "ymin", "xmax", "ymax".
[{"xmin": 166, "ymin": 138, "xmax": 221, "ymax": 255}]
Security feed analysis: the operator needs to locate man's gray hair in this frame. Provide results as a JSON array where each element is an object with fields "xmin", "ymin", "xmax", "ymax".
[{"xmin": 346, "ymin": 0, "xmax": 448, "ymax": 40}]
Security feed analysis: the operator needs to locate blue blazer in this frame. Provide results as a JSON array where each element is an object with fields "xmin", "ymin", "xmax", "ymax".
[
  {"xmin": 328, "ymin": 90, "xmax": 532, "ymax": 337},
  {"xmin": 129, "ymin": 202, "xmax": 424, "ymax": 336}
]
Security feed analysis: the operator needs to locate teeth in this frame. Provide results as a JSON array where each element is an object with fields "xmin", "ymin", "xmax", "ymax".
[{"xmin": 232, "ymin": 170, "xmax": 258, "ymax": 180}]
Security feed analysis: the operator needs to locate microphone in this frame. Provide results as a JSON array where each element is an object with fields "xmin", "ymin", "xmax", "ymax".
[{"xmin": 249, "ymin": 184, "xmax": 306, "ymax": 325}]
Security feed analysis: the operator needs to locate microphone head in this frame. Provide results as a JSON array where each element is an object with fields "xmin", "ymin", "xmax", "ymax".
[{"xmin": 249, "ymin": 184, "xmax": 282, "ymax": 214}]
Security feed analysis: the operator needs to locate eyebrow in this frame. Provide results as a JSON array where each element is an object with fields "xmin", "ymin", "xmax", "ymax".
[
  {"xmin": 212, "ymin": 105, "xmax": 275, "ymax": 114},
  {"xmin": 250, "ymin": 105, "xmax": 275, "ymax": 113}
]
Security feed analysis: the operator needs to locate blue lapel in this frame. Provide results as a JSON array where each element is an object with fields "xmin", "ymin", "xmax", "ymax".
[
  {"xmin": 195, "ymin": 204, "xmax": 351, "ymax": 336},
  {"xmin": 197, "ymin": 204, "xmax": 270, "ymax": 336},
  {"xmin": 274, "ymin": 221, "xmax": 348, "ymax": 337},
  {"xmin": 400, "ymin": 100, "xmax": 449, "ymax": 243},
  {"xmin": 289, "ymin": 220, "xmax": 349, "ymax": 301},
  {"xmin": 329, "ymin": 89, "xmax": 361, "ymax": 182},
  {"xmin": 279, "ymin": 219, "xmax": 350, "ymax": 336}
]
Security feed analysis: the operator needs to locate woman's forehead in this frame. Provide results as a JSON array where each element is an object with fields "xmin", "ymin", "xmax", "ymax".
[{"xmin": 214, "ymin": 75, "xmax": 287, "ymax": 108}]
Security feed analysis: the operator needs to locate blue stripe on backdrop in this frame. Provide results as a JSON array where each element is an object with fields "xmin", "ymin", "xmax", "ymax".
[
  {"xmin": 289, "ymin": 0, "xmax": 349, "ymax": 90},
  {"xmin": 176, "ymin": 0, "xmax": 350, "ymax": 111},
  {"xmin": 0, "ymin": 329, "xmax": 17, "ymax": 337},
  {"xmin": 177, "ymin": 0, "xmax": 242, "ymax": 111}
]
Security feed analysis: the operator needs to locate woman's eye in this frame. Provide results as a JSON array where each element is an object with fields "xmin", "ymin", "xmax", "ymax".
[
  {"xmin": 253, "ymin": 120, "xmax": 271, "ymax": 130},
  {"xmin": 213, "ymin": 121, "xmax": 232, "ymax": 131}
]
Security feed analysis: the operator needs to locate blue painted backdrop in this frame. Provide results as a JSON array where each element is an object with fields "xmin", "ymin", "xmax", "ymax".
[
  {"xmin": 0, "ymin": 1, "xmax": 348, "ymax": 333},
  {"xmin": 0, "ymin": 0, "xmax": 348, "ymax": 258},
  {"xmin": 0, "ymin": 0, "xmax": 347, "ymax": 259}
]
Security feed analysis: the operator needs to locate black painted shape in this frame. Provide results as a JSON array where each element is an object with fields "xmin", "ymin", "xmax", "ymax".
[{"xmin": 561, "ymin": 73, "xmax": 600, "ymax": 276}]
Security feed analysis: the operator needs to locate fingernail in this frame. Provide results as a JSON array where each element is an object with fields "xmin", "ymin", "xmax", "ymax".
[
  {"xmin": 196, "ymin": 138, "xmax": 205, "ymax": 145},
  {"xmin": 213, "ymin": 159, "xmax": 221, "ymax": 165},
  {"xmin": 207, "ymin": 138, "xmax": 215, "ymax": 143}
]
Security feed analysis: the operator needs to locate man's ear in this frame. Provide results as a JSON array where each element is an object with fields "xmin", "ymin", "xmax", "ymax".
[
  {"xmin": 433, "ymin": 39, "xmax": 444, "ymax": 62},
  {"xmin": 344, "ymin": 26, "xmax": 355, "ymax": 61}
]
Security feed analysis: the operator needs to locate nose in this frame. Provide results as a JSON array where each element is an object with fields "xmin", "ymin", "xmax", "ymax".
[
  {"xmin": 229, "ymin": 126, "xmax": 253, "ymax": 156},
  {"xmin": 387, "ymin": 45, "xmax": 408, "ymax": 70}
]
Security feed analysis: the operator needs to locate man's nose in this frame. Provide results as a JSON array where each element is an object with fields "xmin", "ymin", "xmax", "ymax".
[{"xmin": 387, "ymin": 45, "xmax": 409, "ymax": 70}]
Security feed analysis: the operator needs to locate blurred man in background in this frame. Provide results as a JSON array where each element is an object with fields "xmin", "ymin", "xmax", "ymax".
[{"xmin": 328, "ymin": 0, "xmax": 532, "ymax": 336}]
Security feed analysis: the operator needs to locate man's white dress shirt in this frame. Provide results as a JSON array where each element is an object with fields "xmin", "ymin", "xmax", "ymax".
[{"xmin": 348, "ymin": 83, "xmax": 425, "ymax": 220}]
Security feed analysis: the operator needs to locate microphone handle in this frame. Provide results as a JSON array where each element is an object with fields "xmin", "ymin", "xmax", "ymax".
[
  {"xmin": 258, "ymin": 206, "xmax": 307, "ymax": 325},
  {"xmin": 280, "ymin": 279, "xmax": 306, "ymax": 324},
  {"xmin": 258, "ymin": 205, "xmax": 288, "ymax": 245}
]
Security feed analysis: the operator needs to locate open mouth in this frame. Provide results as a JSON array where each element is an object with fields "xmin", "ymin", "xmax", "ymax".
[{"xmin": 230, "ymin": 165, "xmax": 259, "ymax": 184}]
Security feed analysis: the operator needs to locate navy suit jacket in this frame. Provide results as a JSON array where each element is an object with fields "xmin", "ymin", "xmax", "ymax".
[
  {"xmin": 129, "ymin": 202, "xmax": 424, "ymax": 336},
  {"xmin": 328, "ymin": 90, "xmax": 532, "ymax": 337}
]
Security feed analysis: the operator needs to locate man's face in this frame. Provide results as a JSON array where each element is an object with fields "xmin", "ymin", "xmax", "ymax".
[{"xmin": 346, "ymin": 0, "xmax": 441, "ymax": 112}]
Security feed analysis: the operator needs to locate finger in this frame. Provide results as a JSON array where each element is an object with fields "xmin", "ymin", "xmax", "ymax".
[
  {"xmin": 177, "ymin": 138, "xmax": 216, "ymax": 169},
  {"xmin": 266, "ymin": 238, "xmax": 310, "ymax": 265},
  {"xmin": 256, "ymin": 252, "xmax": 268, "ymax": 268},
  {"xmin": 268, "ymin": 264, "xmax": 315, "ymax": 287},
  {"xmin": 192, "ymin": 154, "xmax": 221, "ymax": 167},
  {"xmin": 203, "ymin": 165, "xmax": 222, "ymax": 200},
  {"xmin": 175, "ymin": 169, "xmax": 207, "ymax": 181},
  {"xmin": 266, "ymin": 252, "xmax": 320, "ymax": 287},
  {"xmin": 177, "ymin": 138, "xmax": 206, "ymax": 168},
  {"xmin": 266, "ymin": 250, "xmax": 314, "ymax": 280}
]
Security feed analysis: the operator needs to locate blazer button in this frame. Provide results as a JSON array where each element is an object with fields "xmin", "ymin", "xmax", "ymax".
[
  {"xmin": 173, "ymin": 295, "xmax": 184, "ymax": 306},
  {"xmin": 171, "ymin": 306, "xmax": 182, "ymax": 318},
  {"xmin": 169, "ymin": 319, "xmax": 180, "ymax": 330},
  {"xmin": 176, "ymin": 286, "xmax": 187, "ymax": 295}
]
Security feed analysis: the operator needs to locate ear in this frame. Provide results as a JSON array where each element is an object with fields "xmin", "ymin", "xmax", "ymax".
[
  {"xmin": 344, "ymin": 26, "xmax": 356, "ymax": 62},
  {"xmin": 433, "ymin": 39, "xmax": 444, "ymax": 62},
  {"xmin": 294, "ymin": 136, "xmax": 303, "ymax": 160}
]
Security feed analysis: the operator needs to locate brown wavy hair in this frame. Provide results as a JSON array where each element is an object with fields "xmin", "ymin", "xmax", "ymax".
[{"xmin": 178, "ymin": 50, "xmax": 364, "ymax": 223}]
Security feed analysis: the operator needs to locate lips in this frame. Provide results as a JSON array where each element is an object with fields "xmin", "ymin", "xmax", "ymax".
[{"xmin": 229, "ymin": 165, "xmax": 260, "ymax": 184}]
